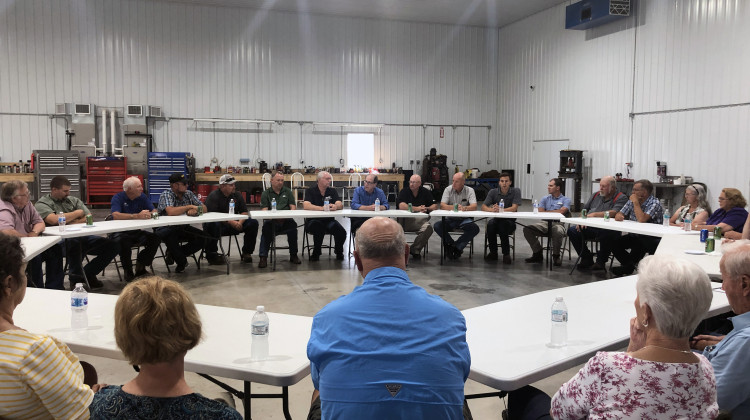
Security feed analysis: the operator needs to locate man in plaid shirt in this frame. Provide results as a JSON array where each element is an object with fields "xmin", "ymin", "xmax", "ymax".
[{"xmin": 155, "ymin": 173, "xmax": 207, "ymax": 273}]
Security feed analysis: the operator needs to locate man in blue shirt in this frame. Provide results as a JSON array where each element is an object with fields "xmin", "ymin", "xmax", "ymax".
[
  {"xmin": 350, "ymin": 173, "xmax": 389, "ymax": 234},
  {"xmin": 523, "ymin": 178, "xmax": 571, "ymax": 266},
  {"xmin": 110, "ymin": 176, "xmax": 162, "ymax": 281},
  {"xmin": 155, "ymin": 173, "xmax": 207, "ymax": 273},
  {"xmin": 608, "ymin": 179, "xmax": 664, "ymax": 276},
  {"xmin": 700, "ymin": 242, "xmax": 750, "ymax": 417},
  {"xmin": 307, "ymin": 217, "xmax": 471, "ymax": 419}
]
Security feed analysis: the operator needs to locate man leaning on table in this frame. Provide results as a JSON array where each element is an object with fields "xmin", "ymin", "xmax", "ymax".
[
  {"xmin": 35, "ymin": 175, "xmax": 118, "ymax": 290},
  {"xmin": 0, "ymin": 180, "xmax": 64, "ymax": 289},
  {"xmin": 434, "ymin": 172, "xmax": 479, "ymax": 260},
  {"xmin": 522, "ymin": 178, "xmax": 571, "ymax": 266},
  {"xmin": 155, "ymin": 173, "xmax": 206, "ymax": 273},
  {"xmin": 110, "ymin": 176, "xmax": 162, "ymax": 282},
  {"xmin": 306, "ymin": 217, "xmax": 471, "ymax": 420},
  {"xmin": 691, "ymin": 241, "xmax": 750, "ymax": 417},
  {"xmin": 303, "ymin": 171, "xmax": 346, "ymax": 261},
  {"xmin": 482, "ymin": 172, "xmax": 521, "ymax": 264},
  {"xmin": 396, "ymin": 174, "xmax": 436, "ymax": 260},
  {"xmin": 258, "ymin": 171, "xmax": 301, "ymax": 268},
  {"xmin": 350, "ymin": 173, "xmax": 389, "ymax": 235},
  {"xmin": 204, "ymin": 174, "xmax": 259, "ymax": 266},
  {"xmin": 567, "ymin": 175, "xmax": 628, "ymax": 271},
  {"xmin": 605, "ymin": 179, "xmax": 664, "ymax": 276}
]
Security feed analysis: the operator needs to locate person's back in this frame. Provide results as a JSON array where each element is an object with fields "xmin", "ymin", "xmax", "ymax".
[
  {"xmin": 91, "ymin": 385, "xmax": 240, "ymax": 419},
  {"xmin": 307, "ymin": 217, "xmax": 470, "ymax": 419}
]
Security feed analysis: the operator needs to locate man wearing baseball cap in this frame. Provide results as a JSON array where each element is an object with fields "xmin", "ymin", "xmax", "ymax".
[
  {"xmin": 155, "ymin": 172, "xmax": 206, "ymax": 273},
  {"xmin": 204, "ymin": 174, "xmax": 258, "ymax": 265}
]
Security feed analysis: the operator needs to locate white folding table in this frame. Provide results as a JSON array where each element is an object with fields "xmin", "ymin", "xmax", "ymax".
[
  {"xmin": 655, "ymin": 233, "xmax": 722, "ymax": 277},
  {"xmin": 20, "ymin": 236, "xmax": 61, "ymax": 261},
  {"xmin": 15, "ymin": 288, "xmax": 312, "ymax": 420},
  {"xmin": 462, "ymin": 275, "xmax": 730, "ymax": 392}
]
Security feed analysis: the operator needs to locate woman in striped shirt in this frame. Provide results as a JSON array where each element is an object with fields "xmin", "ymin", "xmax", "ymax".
[{"xmin": 0, "ymin": 235, "xmax": 95, "ymax": 419}]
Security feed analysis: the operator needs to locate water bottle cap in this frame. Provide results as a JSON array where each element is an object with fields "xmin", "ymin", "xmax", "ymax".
[
  {"xmin": 555, "ymin": 296, "xmax": 564, "ymax": 301},
  {"xmin": 75, "ymin": 283, "xmax": 84, "ymax": 288},
  {"xmin": 257, "ymin": 305, "xmax": 265, "ymax": 311}
]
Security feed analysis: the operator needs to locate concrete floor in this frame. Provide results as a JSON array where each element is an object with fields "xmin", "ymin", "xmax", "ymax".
[{"xmin": 78, "ymin": 206, "xmax": 620, "ymax": 419}]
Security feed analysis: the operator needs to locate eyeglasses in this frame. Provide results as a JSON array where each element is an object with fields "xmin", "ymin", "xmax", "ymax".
[
  {"xmin": 13, "ymin": 193, "xmax": 30, "ymax": 198},
  {"xmin": 364, "ymin": 181, "xmax": 376, "ymax": 185},
  {"xmin": 718, "ymin": 197, "xmax": 728, "ymax": 201}
]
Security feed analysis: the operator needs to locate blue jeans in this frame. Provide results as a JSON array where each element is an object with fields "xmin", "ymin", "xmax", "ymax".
[
  {"xmin": 434, "ymin": 218, "xmax": 479, "ymax": 251},
  {"xmin": 204, "ymin": 218, "xmax": 259, "ymax": 257},
  {"xmin": 259, "ymin": 219, "xmax": 299, "ymax": 257},
  {"xmin": 29, "ymin": 243, "xmax": 64, "ymax": 290}
]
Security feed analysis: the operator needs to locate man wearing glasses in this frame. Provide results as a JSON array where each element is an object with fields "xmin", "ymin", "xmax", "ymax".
[
  {"xmin": 350, "ymin": 173, "xmax": 389, "ymax": 235},
  {"xmin": 606, "ymin": 179, "xmax": 664, "ymax": 276}
]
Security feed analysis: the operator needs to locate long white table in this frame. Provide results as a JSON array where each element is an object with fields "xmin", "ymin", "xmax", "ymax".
[
  {"xmin": 430, "ymin": 210, "xmax": 566, "ymax": 268},
  {"xmin": 462, "ymin": 275, "xmax": 730, "ymax": 392},
  {"xmin": 655, "ymin": 233, "xmax": 722, "ymax": 277},
  {"xmin": 20, "ymin": 236, "xmax": 61, "ymax": 261},
  {"xmin": 15, "ymin": 288, "xmax": 312, "ymax": 419},
  {"xmin": 561, "ymin": 217, "xmax": 695, "ymax": 238},
  {"xmin": 42, "ymin": 212, "xmax": 249, "ymax": 279}
]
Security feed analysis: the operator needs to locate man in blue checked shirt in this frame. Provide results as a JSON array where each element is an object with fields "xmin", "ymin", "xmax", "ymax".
[
  {"xmin": 155, "ymin": 173, "xmax": 207, "ymax": 273},
  {"xmin": 608, "ymin": 178, "xmax": 664, "ymax": 276},
  {"xmin": 349, "ymin": 173, "xmax": 389, "ymax": 235},
  {"xmin": 523, "ymin": 178, "xmax": 571, "ymax": 266}
]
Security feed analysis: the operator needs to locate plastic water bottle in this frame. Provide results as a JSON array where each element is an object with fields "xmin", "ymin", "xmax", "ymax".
[
  {"xmin": 533, "ymin": 200, "xmax": 539, "ymax": 214},
  {"xmin": 663, "ymin": 213, "xmax": 670, "ymax": 227},
  {"xmin": 549, "ymin": 296, "xmax": 568, "ymax": 348},
  {"xmin": 271, "ymin": 198, "xmax": 277, "ymax": 212},
  {"xmin": 498, "ymin": 199, "xmax": 505, "ymax": 213},
  {"xmin": 683, "ymin": 214, "xmax": 692, "ymax": 231},
  {"xmin": 70, "ymin": 283, "xmax": 88, "ymax": 330},
  {"xmin": 251, "ymin": 305, "xmax": 269, "ymax": 336},
  {"xmin": 229, "ymin": 198, "xmax": 236, "ymax": 215},
  {"xmin": 374, "ymin": 198, "xmax": 381, "ymax": 212},
  {"xmin": 58, "ymin": 211, "xmax": 66, "ymax": 232},
  {"xmin": 324, "ymin": 198, "xmax": 330, "ymax": 212}
]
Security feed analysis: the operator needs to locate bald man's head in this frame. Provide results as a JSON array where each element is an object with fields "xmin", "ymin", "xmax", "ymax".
[{"xmin": 355, "ymin": 217, "xmax": 406, "ymax": 260}]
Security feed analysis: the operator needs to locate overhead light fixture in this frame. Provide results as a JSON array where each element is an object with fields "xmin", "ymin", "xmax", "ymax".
[
  {"xmin": 193, "ymin": 118, "xmax": 276, "ymax": 124},
  {"xmin": 313, "ymin": 122, "xmax": 384, "ymax": 128}
]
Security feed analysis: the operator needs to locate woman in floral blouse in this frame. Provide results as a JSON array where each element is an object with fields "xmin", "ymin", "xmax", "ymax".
[{"xmin": 551, "ymin": 255, "xmax": 719, "ymax": 419}]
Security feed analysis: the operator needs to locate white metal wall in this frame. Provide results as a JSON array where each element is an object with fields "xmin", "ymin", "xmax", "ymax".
[
  {"xmin": 0, "ymin": 0, "xmax": 498, "ymax": 172},
  {"xmin": 497, "ymin": 0, "xmax": 750, "ymax": 203}
]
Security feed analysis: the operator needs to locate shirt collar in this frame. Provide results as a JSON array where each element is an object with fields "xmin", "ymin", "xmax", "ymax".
[
  {"xmin": 363, "ymin": 266, "xmax": 410, "ymax": 285},
  {"xmin": 731, "ymin": 311, "xmax": 750, "ymax": 330}
]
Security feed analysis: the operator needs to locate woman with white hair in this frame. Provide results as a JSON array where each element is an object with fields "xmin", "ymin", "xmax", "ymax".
[
  {"xmin": 670, "ymin": 183, "xmax": 711, "ymax": 228},
  {"xmin": 551, "ymin": 255, "xmax": 719, "ymax": 419}
]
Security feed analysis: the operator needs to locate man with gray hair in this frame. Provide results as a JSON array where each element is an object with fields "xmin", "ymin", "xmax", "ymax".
[
  {"xmin": 110, "ymin": 176, "xmax": 162, "ymax": 281},
  {"xmin": 567, "ymin": 175, "xmax": 628, "ymax": 271},
  {"xmin": 307, "ymin": 217, "xmax": 471, "ymax": 419},
  {"xmin": 696, "ymin": 240, "xmax": 750, "ymax": 417},
  {"xmin": 303, "ymin": 171, "xmax": 346, "ymax": 261},
  {"xmin": 0, "ymin": 180, "xmax": 64, "ymax": 289}
]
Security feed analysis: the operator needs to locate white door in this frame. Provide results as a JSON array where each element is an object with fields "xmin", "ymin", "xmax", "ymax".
[{"xmin": 531, "ymin": 140, "xmax": 569, "ymax": 201}]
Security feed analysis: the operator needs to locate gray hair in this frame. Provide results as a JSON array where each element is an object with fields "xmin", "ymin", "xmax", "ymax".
[
  {"xmin": 0, "ymin": 180, "xmax": 28, "ymax": 202},
  {"xmin": 123, "ymin": 176, "xmax": 141, "ymax": 191},
  {"xmin": 636, "ymin": 255, "xmax": 712, "ymax": 339},
  {"xmin": 355, "ymin": 219, "xmax": 406, "ymax": 260},
  {"xmin": 721, "ymin": 240, "xmax": 750, "ymax": 279},
  {"xmin": 602, "ymin": 175, "xmax": 617, "ymax": 188},
  {"xmin": 317, "ymin": 171, "xmax": 331, "ymax": 181},
  {"xmin": 687, "ymin": 184, "xmax": 712, "ymax": 214}
]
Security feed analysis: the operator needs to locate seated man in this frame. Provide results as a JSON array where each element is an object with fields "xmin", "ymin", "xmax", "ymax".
[
  {"xmin": 482, "ymin": 172, "xmax": 521, "ymax": 264},
  {"xmin": 700, "ymin": 241, "xmax": 750, "ymax": 417},
  {"xmin": 0, "ymin": 180, "xmax": 64, "ymax": 289},
  {"xmin": 396, "ymin": 174, "xmax": 436, "ymax": 260},
  {"xmin": 350, "ymin": 173, "xmax": 389, "ymax": 234},
  {"xmin": 303, "ymin": 171, "xmax": 346, "ymax": 261},
  {"xmin": 110, "ymin": 176, "xmax": 162, "ymax": 281},
  {"xmin": 607, "ymin": 179, "xmax": 664, "ymax": 276},
  {"xmin": 567, "ymin": 175, "xmax": 628, "ymax": 271},
  {"xmin": 307, "ymin": 217, "xmax": 471, "ymax": 419},
  {"xmin": 258, "ymin": 171, "xmax": 301, "ymax": 268},
  {"xmin": 523, "ymin": 178, "xmax": 571, "ymax": 266},
  {"xmin": 434, "ymin": 172, "xmax": 479, "ymax": 259},
  {"xmin": 204, "ymin": 174, "xmax": 258, "ymax": 265},
  {"xmin": 35, "ymin": 176, "xmax": 117, "ymax": 289},
  {"xmin": 155, "ymin": 173, "xmax": 206, "ymax": 273}
]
